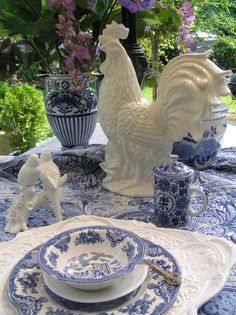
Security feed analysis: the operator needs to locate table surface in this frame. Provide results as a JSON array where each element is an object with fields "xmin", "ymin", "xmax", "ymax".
[
  {"xmin": 0, "ymin": 123, "xmax": 236, "ymax": 314},
  {"xmin": 23, "ymin": 122, "xmax": 236, "ymax": 155}
]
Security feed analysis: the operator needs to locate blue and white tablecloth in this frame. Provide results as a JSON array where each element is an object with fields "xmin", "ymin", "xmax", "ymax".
[{"xmin": 0, "ymin": 145, "xmax": 236, "ymax": 314}]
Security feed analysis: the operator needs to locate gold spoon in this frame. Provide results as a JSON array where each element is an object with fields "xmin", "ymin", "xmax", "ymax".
[{"xmin": 144, "ymin": 259, "xmax": 182, "ymax": 286}]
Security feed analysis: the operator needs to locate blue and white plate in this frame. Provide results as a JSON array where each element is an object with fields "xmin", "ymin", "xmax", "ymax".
[
  {"xmin": 43, "ymin": 262, "xmax": 149, "ymax": 304},
  {"xmin": 7, "ymin": 239, "xmax": 181, "ymax": 315}
]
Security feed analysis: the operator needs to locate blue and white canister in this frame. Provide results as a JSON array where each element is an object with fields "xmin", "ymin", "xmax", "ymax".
[
  {"xmin": 45, "ymin": 75, "xmax": 97, "ymax": 147},
  {"xmin": 153, "ymin": 161, "xmax": 208, "ymax": 227},
  {"xmin": 172, "ymin": 104, "xmax": 228, "ymax": 170}
]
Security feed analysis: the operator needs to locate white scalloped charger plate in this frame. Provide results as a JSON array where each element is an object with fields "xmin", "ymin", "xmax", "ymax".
[
  {"xmin": 1, "ymin": 215, "xmax": 236, "ymax": 315},
  {"xmin": 43, "ymin": 261, "xmax": 149, "ymax": 303}
]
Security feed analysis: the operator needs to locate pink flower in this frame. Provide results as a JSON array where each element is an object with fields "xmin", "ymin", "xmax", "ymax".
[
  {"xmin": 65, "ymin": 9, "xmax": 76, "ymax": 20},
  {"xmin": 64, "ymin": 39, "xmax": 73, "ymax": 50},
  {"xmin": 118, "ymin": 0, "xmax": 155, "ymax": 13},
  {"xmin": 48, "ymin": 0, "xmax": 96, "ymax": 87},
  {"xmin": 65, "ymin": 53, "xmax": 75, "ymax": 68},
  {"xmin": 186, "ymin": 34, "xmax": 195, "ymax": 45},
  {"xmin": 65, "ymin": 25, "xmax": 76, "ymax": 38},
  {"xmin": 87, "ymin": 0, "xmax": 96, "ymax": 9},
  {"xmin": 75, "ymin": 46, "xmax": 91, "ymax": 61},
  {"xmin": 19, "ymin": 44, "xmax": 32, "ymax": 51},
  {"xmin": 179, "ymin": 1, "xmax": 195, "ymax": 25},
  {"xmin": 58, "ymin": 14, "xmax": 65, "ymax": 23},
  {"xmin": 63, "ymin": 0, "xmax": 76, "ymax": 11},
  {"xmin": 178, "ymin": 1, "xmax": 195, "ymax": 53},
  {"xmin": 47, "ymin": 0, "xmax": 64, "ymax": 8},
  {"xmin": 78, "ymin": 31, "xmax": 92, "ymax": 43},
  {"xmin": 179, "ymin": 26, "xmax": 188, "ymax": 40}
]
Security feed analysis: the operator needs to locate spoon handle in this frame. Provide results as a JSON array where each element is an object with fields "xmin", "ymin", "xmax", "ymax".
[{"xmin": 144, "ymin": 259, "xmax": 182, "ymax": 286}]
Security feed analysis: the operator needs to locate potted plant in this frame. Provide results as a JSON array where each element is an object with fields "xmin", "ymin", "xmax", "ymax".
[{"xmin": 42, "ymin": 0, "xmax": 100, "ymax": 147}]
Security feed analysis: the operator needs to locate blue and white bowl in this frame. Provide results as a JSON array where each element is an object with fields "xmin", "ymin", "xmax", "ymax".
[{"xmin": 39, "ymin": 226, "xmax": 145, "ymax": 291}]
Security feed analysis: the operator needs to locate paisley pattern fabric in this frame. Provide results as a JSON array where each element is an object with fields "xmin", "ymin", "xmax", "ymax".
[{"xmin": 0, "ymin": 145, "xmax": 236, "ymax": 314}]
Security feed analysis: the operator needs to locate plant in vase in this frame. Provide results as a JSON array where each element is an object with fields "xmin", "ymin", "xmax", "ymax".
[
  {"xmin": 0, "ymin": 0, "xmax": 109, "ymax": 148},
  {"xmin": 44, "ymin": 0, "xmax": 99, "ymax": 147}
]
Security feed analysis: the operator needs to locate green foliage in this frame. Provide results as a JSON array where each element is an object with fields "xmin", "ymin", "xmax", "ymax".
[
  {"xmin": 194, "ymin": 1, "xmax": 236, "ymax": 37},
  {"xmin": 221, "ymin": 95, "xmax": 236, "ymax": 113},
  {"xmin": 0, "ymin": 83, "xmax": 52, "ymax": 153},
  {"xmin": 142, "ymin": 79, "xmax": 153, "ymax": 101},
  {"xmin": 211, "ymin": 37, "xmax": 236, "ymax": 70},
  {"xmin": 0, "ymin": 80, "xmax": 9, "ymax": 100},
  {"xmin": 0, "ymin": 0, "xmax": 121, "ymax": 82},
  {"xmin": 0, "ymin": 0, "xmax": 62, "ymax": 79},
  {"xmin": 0, "ymin": 80, "xmax": 9, "ymax": 129},
  {"xmin": 140, "ymin": 35, "xmax": 178, "ymax": 70}
]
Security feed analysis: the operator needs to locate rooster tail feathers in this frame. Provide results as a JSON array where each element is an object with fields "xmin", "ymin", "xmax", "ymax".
[{"xmin": 154, "ymin": 51, "xmax": 231, "ymax": 142}]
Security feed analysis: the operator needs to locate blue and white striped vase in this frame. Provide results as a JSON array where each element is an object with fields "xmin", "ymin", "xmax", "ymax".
[{"xmin": 45, "ymin": 75, "xmax": 97, "ymax": 147}]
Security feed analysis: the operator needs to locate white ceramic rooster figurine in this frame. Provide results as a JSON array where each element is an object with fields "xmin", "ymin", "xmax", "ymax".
[{"xmin": 98, "ymin": 21, "xmax": 232, "ymax": 197}]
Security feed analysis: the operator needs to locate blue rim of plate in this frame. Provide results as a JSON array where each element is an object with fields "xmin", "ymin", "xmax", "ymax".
[
  {"xmin": 7, "ymin": 238, "xmax": 181, "ymax": 315},
  {"xmin": 38, "ymin": 225, "xmax": 146, "ymax": 284}
]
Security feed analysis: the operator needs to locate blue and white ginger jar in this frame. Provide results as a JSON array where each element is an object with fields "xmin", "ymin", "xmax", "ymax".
[{"xmin": 172, "ymin": 103, "xmax": 228, "ymax": 170}]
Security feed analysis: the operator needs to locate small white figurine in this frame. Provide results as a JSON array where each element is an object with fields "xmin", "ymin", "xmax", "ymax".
[
  {"xmin": 17, "ymin": 153, "xmax": 40, "ymax": 186},
  {"xmin": 39, "ymin": 151, "xmax": 67, "ymax": 222},
  {"xmin": 5, "ymin": 151, "xmax": 67, "ymax": 234},
  {"xmin": 5, "ymin": 154, "xmax": 40, "ymax": 234}
]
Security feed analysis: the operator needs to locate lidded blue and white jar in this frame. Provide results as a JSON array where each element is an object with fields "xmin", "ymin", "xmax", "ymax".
[
  {"xmin": 45, "ymin": 75, "xmax": 98, "ymax": 147},
  {"xmin": 153, "ymin": 161, "xmax": 207, "ymax": 227},
  {"xmin": 172, "ymin": 103, "xmax": 228, "ymax": 170}
]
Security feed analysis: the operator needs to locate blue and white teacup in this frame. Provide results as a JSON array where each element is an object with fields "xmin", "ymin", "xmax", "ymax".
[{"xmin": 153, "ymin": 161, "xmax": 207, "ymax": 227}]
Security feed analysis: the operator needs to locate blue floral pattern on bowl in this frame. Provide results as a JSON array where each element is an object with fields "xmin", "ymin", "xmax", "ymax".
[
  {"xmin": 7, "ymin": 240, "xmax": 181, "ymax": 315},
  {"xmin": 39, "ymin": 226, "xmax": 146, "ymax": 290}
]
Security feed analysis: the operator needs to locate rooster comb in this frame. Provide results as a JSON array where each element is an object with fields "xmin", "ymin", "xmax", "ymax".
[{"xmin": 101, "ymin": 21, "xmax": 129, "ymax": 40}]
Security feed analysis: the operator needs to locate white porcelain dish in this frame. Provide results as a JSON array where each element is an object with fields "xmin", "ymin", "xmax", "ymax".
[
  {"xmin": 39, "ymin": 225, "xmax": 146, "ymax": 290},
  {"xmin": 43, "ymin": 262, "xmax": 148, "ymax": 303}
]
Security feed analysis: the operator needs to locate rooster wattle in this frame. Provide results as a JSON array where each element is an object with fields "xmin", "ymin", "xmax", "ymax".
[{"xmin": 98, "ymin": 21, "xmax": 232, "ymax": 197}]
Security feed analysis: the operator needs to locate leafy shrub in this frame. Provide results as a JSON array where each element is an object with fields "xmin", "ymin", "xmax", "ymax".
[
  {"xmin": 0, "ymin": 81, "xmax": 10, "ymax": 129},
  {"xmin": 0, "ymin": 81, "xmax": 9, "ymax": 99},
  {"xmin": 221, "ymin": 95, "xmax": 236, "ymax": 113},
  {"xmin": 0, "ymin": 84, "xmax": 53, "ymax": 153},
  {"xmin": 211, "ymin": 37, "xmax": 236, "ymax": 70}
]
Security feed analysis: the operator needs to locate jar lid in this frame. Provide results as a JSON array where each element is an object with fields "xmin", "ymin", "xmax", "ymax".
[
  {"xmin": 212, "ymin": 103, "xmax": 228, "ymax": 113},
  {"xmin": 153, "ymin": 161, "xmax": 194, "ymax": 179}
]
